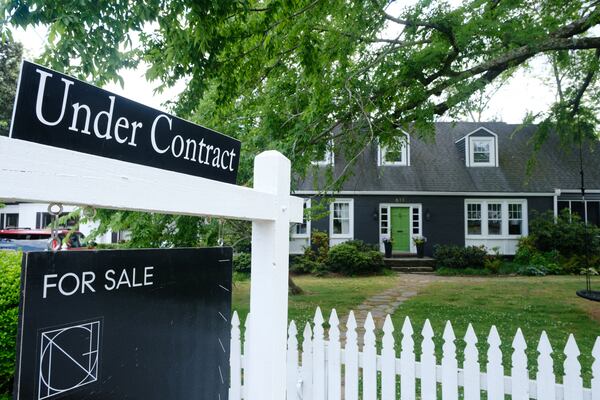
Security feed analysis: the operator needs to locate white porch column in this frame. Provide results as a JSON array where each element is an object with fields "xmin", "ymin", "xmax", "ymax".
[{"xmin": 246, "ymin": 151, "xmax": 292, "ymax": 400}]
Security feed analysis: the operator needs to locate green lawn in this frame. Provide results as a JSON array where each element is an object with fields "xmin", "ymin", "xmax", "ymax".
[
  {"xmin": 232, "ymin": 274, "xmax": 600, "ymax": 385},
  {"xmin": 232, "ymin": 273, "xmax": 400, "ymax": 330},
  {"xmin": 391, "ymin": 276, "xmax": 600, "ymax": 385}
]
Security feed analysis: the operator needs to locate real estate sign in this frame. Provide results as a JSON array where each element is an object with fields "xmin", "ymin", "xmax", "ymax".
[
  {"xmin": 14, "ymin": 248, "xmax": 232, "ymax": 400},
  {"xmin": 10, "ymin": 61, "xmax": 240, "ymax": 184}
]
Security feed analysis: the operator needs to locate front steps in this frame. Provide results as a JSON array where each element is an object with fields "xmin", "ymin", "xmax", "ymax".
[{"xmin": 384, "ymin": 256, "xmax": 436, "ymax": 274}]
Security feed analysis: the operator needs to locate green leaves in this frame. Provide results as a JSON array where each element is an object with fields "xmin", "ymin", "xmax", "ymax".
[
  {"xmin": 7, "ymin": 0, "xmax": 600, "ymax": 244},
  {"xmin": 0, "ymin": 36, "xmax": 22, "ymax": 136}
]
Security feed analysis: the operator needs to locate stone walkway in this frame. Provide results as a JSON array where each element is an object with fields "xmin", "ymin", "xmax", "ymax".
[{"xmin": 340, "ymin": 273, "xmax": 448, "ymax": 345}]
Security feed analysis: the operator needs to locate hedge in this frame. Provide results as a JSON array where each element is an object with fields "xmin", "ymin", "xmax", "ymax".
[{"xmin": 0, "ymin": 251, "xmax": 20, "ymax": 396}]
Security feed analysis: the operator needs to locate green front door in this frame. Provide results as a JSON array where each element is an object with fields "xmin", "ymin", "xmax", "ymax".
[{"xmin": 391, "ymin": 207, "xmax": 410, "ymax": 252}]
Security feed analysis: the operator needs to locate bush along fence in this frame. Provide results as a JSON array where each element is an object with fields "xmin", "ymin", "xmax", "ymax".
[{"xmin": 229, "ymin": 307, "xmax": 600, "ymax": 400}]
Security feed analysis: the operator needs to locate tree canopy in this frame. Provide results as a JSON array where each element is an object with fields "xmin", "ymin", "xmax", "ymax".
[
  {"xmin": 3, "ymin": 0, "xmax": 600, "ymax": 246},
  {"xmin": 4, "ymin": 1, "xmax": 600, "ymax": 168},
  {"xmin": 0, "ymin": 36, "xmax": 21, "ymax": 135}
]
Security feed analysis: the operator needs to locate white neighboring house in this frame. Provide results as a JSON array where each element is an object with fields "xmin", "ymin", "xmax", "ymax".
[{"xmin": 0, "ymin": 202, "xmax": 122, "ymax": 244}]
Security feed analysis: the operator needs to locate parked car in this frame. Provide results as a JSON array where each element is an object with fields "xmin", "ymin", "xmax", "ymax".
[
  {"xmin": 0, "ymin": 229, "xmax": 87, "ymax": 250},
  {"xmin": 0, "ymin": 238, "xmax": 49, "ymax": 252}
]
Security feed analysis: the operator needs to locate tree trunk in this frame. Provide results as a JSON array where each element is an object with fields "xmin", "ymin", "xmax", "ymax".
[{"xmin": 289, "ymin": 276, "xmax": 304, "ymax": 295}]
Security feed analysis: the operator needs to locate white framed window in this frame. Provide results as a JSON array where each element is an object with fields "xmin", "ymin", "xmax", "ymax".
[
  {"xmin": 470, "ymin": 137, "xmax": 496, "ymax": 166},
  {"xmin": 330, "ymin": 199, "xmax": 354, "ymax": 239},
  {"xmin": 508, "ymin": 203, "xmax": 523, "ymax": 235},
  {"xmin": 379, "ymin": 206, "xmax": 389, "ymax": 235},
  {"xmin": 487, "ymin": 203, "xmax": 502, "ymax": 235},
  {"xmin": 2, "ymin": 213, "xmax": 19, "ymax": 228},
  {"xmin": 291, "ymin": 199, "xmax": 311, "ymax": 238},
  {"xmin": 467, "ymin": 203, "xmax": 482, "ymax": 235},
  {"xmin": 312, "ymin": 141, "xmax": 334, "ymax": 166},
  {"xmin": 465, "ymin": 199, "xmax": 527, "ymax": 238},
  {"xmin": 378, "ymin": 135, "xmax": 410, "ymax": 166}
]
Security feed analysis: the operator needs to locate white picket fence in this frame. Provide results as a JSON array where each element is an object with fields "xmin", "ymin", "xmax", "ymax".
[{"xmin": 230, "ymin": 307, "xmax": 600, "ymax": 400}]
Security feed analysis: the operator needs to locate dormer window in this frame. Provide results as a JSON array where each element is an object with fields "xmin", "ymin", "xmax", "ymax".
[
  {"xmin": 312, "ymin": 141, "xmax": 334, "ymax": 166},
  {"xmin": 470, "ymin": 137, "xmax": 495, "ymax": 166},
  {"xmin": 378, "ymin": 134, "xmax": 410, "ymax": 166},
  {"xmin": 457, "ymin": 127, "xmax": 498, "ymax": 167}
]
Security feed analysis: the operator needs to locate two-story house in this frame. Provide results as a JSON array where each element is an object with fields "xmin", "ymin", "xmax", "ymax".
[{"xmin": 291, "ymin": 122, "xmax": 600, "ymax": 256}]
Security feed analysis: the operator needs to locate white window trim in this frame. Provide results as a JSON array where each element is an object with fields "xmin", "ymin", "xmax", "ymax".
[
  {"xmin": 291, "ymin": 199, "xmax": 311, "ymax": 239},
  {"xmin": 469, "ymin": 137, "xmax": 496, "ymax": 167},
  {"xmin": 464, "ymin": 199, "xmax": 528, "ymax": 239},
  {"xmin": 377, "ymin": 133, "xmax": 410, "ymax": 166},
  {"xmin": 456, "ymin": 127, "xmax": 499, "ymax": 167},
  {"xmin": 311, "ymin": 141, "xmax": 334, "ymax": 166},
  {"xmin": 329, "ymin": 198, "xmax": 354, "ymax": 239}
]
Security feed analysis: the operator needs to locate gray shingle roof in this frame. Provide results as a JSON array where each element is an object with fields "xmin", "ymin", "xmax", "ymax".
[{"xmin": 296, "ymin": 122, "xmax": 600, "ymax": 193}]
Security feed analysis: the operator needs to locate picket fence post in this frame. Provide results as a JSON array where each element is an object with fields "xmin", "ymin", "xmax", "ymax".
[
  {"xmin": 511, "ymin": 328, "xmax": 529, "ymax": 400},
  {"xmin": 344, "ymin": 311, "xmax": 359, "ymax": 400},
  {"xmin": 487, "ymin": 326, "xmax": 504, "ymax": 400},
  {"xmin": 312, "ymin": 307, "xmax": 326, "ymax": 400},
  {"xmin": 592, "ymin": 337, "xmax": 600, "ymax": 400},
  {"xmin": 463, "ymin": 324, "xmax": 480, "ymax": 400},
  {"xmin": 536, "ymin": 331, "xmax": 556, "ymax": 400},
  {"xmin": 564, "ymin": 334, "xmax": 584, "ymax": 399},
  {"xmin": 442, "ymin": 321, "xmax": 458, "ymax": 400},
  {"xmin": 301, "ymin": 323, "xmax": 314, "ymax": 400},
  {"xmin": 381, "ymin": 315, "xmax": 396, "ymax": 400},
  {"xmin": 327, "ymin": 309, "xmax": 341, "ymax": 400},
  {"xmin": 287, "ymin": 321, "xmax": 299, "ymax": 400},
  {"xmin": 243, "ymin": 313, "xmax": 252, "ymax": 399},
  {"xmin": 229, "ymin": 311, "xmax": 241, "ymax": 400},
  {"xmin": 232, "ymin": 306, "xmax": 600, "ymax": 400},
  {"xmin": 400, "ymin": 316, "xmax": 416, "ymax": 400},
  {"xmin": 363, "ymin": 312, "xmax": 377, "ymax": 400},
  {"xmin": 421, "ymin": 319, "xmax": 437, "ymax": 400}
]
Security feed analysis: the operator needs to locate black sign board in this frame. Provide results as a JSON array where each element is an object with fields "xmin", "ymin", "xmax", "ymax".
[
  {"xmin": 14, "ymin": 248, "xmax": 232, "ymax": 400},
  {"xmin": 10, "ymin": 61, "xmax": 240, "ymax": 184}
]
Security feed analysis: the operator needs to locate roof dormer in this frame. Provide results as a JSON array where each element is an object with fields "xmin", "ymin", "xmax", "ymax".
[
  {"xmin": 377, "ymin": 131, "xmax": 410, "ymax": 166},
  {"xmin": 456, "ymin": 127, "xmax": 498, "ymax": 167}
]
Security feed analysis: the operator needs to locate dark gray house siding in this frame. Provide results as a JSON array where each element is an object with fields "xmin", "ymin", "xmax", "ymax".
[
  {"xmin": 293, "ymin": 122, "xmax": 600, "ymax": 256},
  {"xmin": 306, "ymin": 195, "xmax": 554, "ymax": 256}
]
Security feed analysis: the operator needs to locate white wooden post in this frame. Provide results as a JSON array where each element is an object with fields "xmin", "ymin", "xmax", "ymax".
[
  {"xmin": 381, "ymin": 315, "xmax": 396, "ymax": 400},
  {"xmin": 229, "ymin": 311, "xmax": 242, "ymax": 400},
  {"xmin": 344, "ymin": 311, "xmax": 359, "ymax": 400},
  {"xmin": 327, "ymin": 309, "xmax": 342, "ymax": 400},
  {"xmin": 400, "ymin": 316, "xmax": 416, "ymax": 400},
  {"xmin": 463, "ymin": 324, "xmax": 480, "ymax": 400},
  {"xmin": 486, "ymin": 326, "xmax": 504, "ymax": 400},
  {"xmin": 363, "ymin": 312, "xmax": 378, "ymax": 400},
  {"xmin": 536, "ymin": 331, "xmax": 556, "ymax": 400},
  {"xmin": 511, "ymin": 328, "xmax": 529, "ymax": 400},
  {"xmin": 301, "ymin": 323, "xmax": 314, "ymax": 400},
  {"xmin": 312, "ymin": 307, "xmax": 326, "ymax": 400},
  {"xmin": 441, "ymin": 321, "xmax": 458, "ymax": 400},
  {"xmin": 287, "ymin": 321, "xmax": 300, "ymax": 400},
  {"xmin": 564, "ymin": 334, "xmax": 584, "ymax": 399},
  {"xmin": 592, "ymin": 337, "xmax": 600, "ymax": 400},
  {"xmin": 243, "ymin": 313, "xmax": 252, "ymax": 400},
  {"xmin": 421, "ymin": 320, "xmax": 437, "ymax": 400},
  {"xmin": 246, "ymin": 151, "xmax": 294, "ymax": 400}
]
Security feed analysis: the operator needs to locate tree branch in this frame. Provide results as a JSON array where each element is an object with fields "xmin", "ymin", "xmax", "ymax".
[
  {"xmin": 570, "ymin": 47, "xmax": 600, "ymax": 116},
  {"xmin": 313, "ymin": 26, "xmax": 429, "ymax": 46},
  {"xmin": 384, "ymin": 13, "xmax": 449, "ymax": 34},
  {"xmin": 394, "ymin": 36, "xmax": 600, "ymax": 121}
]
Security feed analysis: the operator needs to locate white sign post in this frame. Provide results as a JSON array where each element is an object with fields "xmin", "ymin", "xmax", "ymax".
[{"xmin": 0, "ymin": 136, "xmax": 303, "ymax": 400}]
